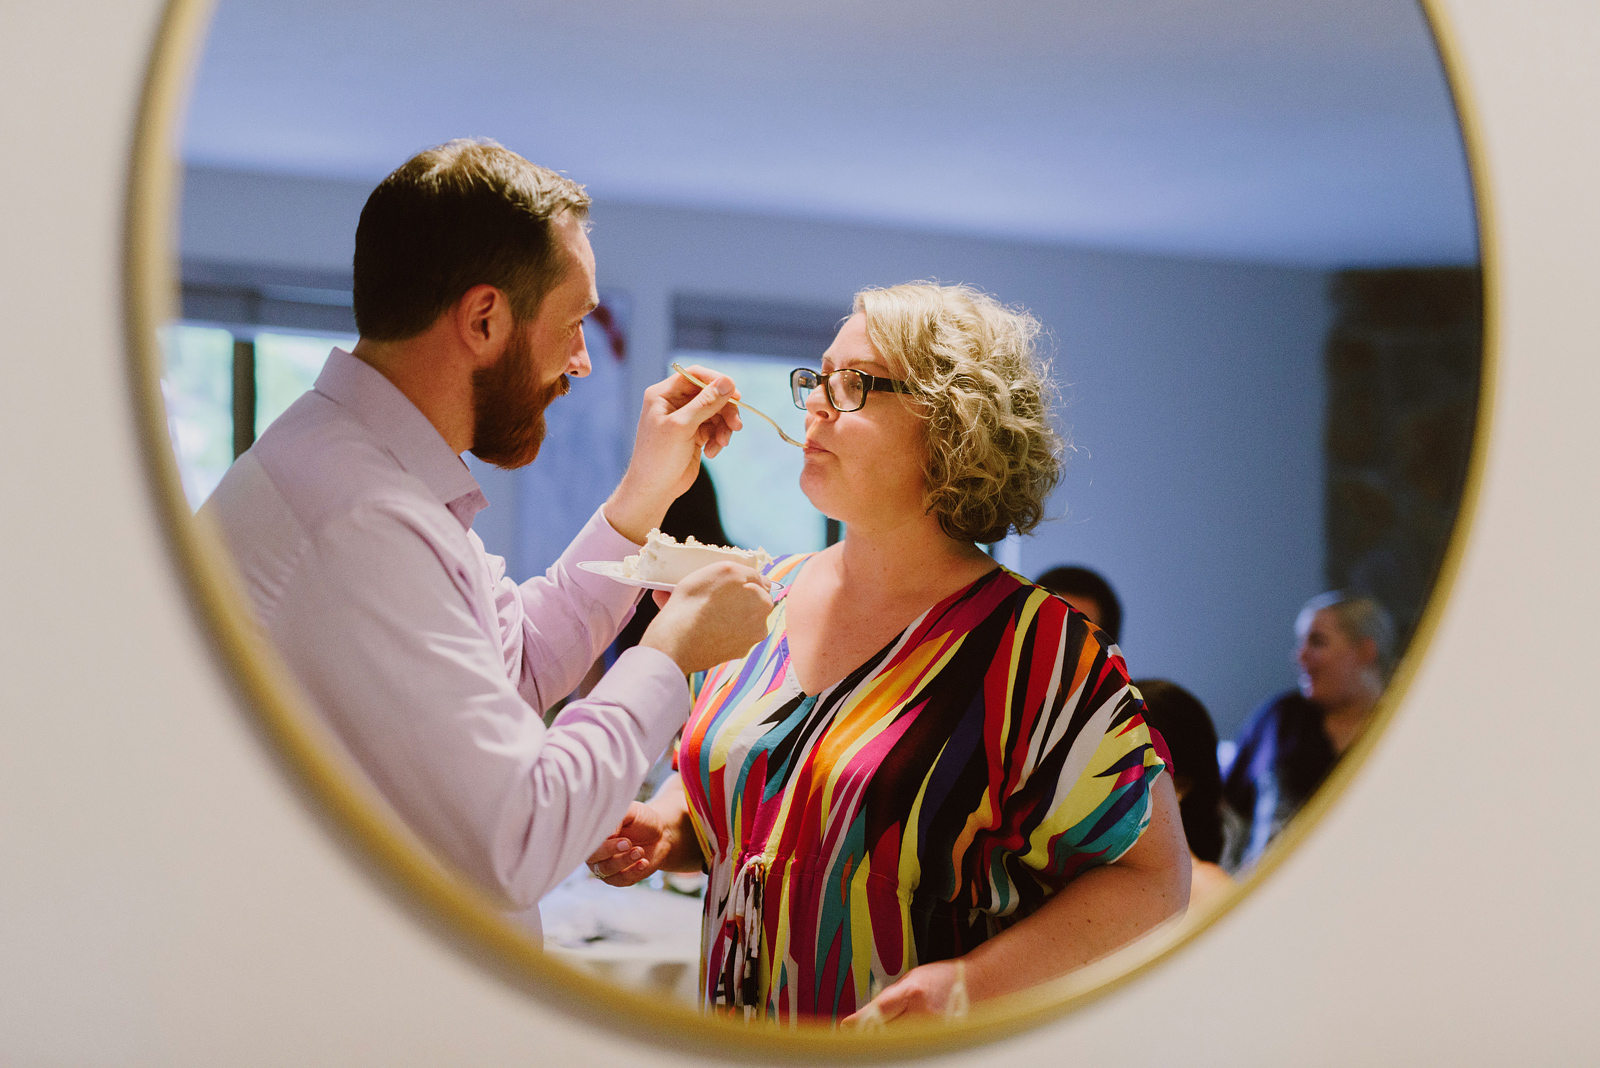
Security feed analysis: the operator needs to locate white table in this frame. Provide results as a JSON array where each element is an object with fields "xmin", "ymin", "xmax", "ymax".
[{"xmin": 540, "ymin": 868, "xmax": 706, "ymax": 1006}]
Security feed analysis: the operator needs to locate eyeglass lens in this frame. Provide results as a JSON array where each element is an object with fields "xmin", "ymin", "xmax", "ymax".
[
  {"xmin": 831, "ymin": 370, "xmax": 867, "ymax": 410},
  {"xmin": 790, "ymin": 368, "xmax": 868, "ymax": 411},
  {"xmin": 790, "ymin": 368, "xmax": 816, "ymax": 409}
]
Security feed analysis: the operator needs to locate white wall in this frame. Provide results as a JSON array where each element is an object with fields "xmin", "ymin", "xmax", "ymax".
[
  {"xmin": 181, "ymin": 169, "xmax": 1331, "ymax": 736},
  {"xmin": 5, "ymin": 0, "xmax": 1600, "ymax": 1065}
]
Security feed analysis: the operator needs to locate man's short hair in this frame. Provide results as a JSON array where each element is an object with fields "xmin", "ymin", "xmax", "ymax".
[
  {"xmin": 353, "ymin": 139, "xmax": 592, "ymax": 341},
  {"xmin": 1035, "ymin": 564, "xmax": 1123, "ymax": 644}
]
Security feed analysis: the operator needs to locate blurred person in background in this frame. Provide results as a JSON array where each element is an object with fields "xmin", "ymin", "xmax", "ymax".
[
  {"xmin": 1222, "ymin": 592, "xmax": 1394, "ymax": 871},
  {"xmin": 1133, "ymin": 679, "xmax": 1233, "ymax": 905},
  {"xmin": 1035, "ymin": 564, "xmax": 1123, "ymax": 645}
]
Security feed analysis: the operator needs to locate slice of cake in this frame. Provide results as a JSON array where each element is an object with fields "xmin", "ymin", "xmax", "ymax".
[{"xmin": 624, "ymin": 530, "xmax": 773, "ymax": 585}]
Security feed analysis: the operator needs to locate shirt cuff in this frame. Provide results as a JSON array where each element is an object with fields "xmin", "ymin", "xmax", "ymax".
[
  {"xmin": 582, "ymin": 505, "xmax": 646, "ymax": 556},
  {"xmin": 583, "ymin": 644, "xmax": 692, "ymax": 753},
  {"xmin": 552, "ymin": 506, "xmax": 648, "ymax": 606}
]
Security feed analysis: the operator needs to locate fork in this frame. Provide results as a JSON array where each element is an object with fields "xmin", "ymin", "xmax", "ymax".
[{"xmin": 671, "ymin": 363, "xmax": 804, "ymax": 448}]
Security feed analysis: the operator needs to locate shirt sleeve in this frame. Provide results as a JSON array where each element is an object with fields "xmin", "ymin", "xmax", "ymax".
[
  {"xmin": 483, "ymin": 508, "xmax": 648, "ymax": 713},
  {"xmin": 268, "ymin": 497, "xmax": 689, "ymax": 911},
  {"xmin": 978, "ymin": 591, "xmax": 1168, "ymax": 918}
]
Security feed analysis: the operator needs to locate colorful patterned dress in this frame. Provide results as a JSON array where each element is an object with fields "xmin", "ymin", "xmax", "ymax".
[{"xmin": 676, "ymin": 553, "xmax": 1168, "ymax": 1021}]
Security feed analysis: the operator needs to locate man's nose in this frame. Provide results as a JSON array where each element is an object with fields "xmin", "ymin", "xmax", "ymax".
[{"xmin": 568, "ymin": 329, "xmax": 592, "ymax": 378}]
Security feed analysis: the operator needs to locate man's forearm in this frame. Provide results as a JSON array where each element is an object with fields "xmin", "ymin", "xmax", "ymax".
[
  {"xmin": 602, "ymin": 476, "xmax": 672, "ymax": 546},
  {"xmin": 514, "ymin": 507, "xmax": 654, "ymax": 710}
]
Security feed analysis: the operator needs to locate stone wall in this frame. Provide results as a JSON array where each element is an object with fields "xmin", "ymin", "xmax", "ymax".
[{"xmin": 1324, "ymin": 267, "xmax": 1483, "ymax": 647}]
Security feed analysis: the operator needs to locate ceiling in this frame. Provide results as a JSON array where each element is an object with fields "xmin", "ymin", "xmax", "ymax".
[{"xmin": 181, "ymin": 0, "xmax": 1479, "ymax": 267}]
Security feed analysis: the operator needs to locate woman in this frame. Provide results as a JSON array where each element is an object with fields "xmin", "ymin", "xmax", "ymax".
[
  {"xmin": 1222, "ymin": 592, "xmax": 1394, "ymax": 871},
  {"xmin": 1132, "ymin": 679, "xmax": 1233, "ymax": 905},
  {"xmin": 589, "ymin": 283, "xmax": 1188, "ymax": 1023}
]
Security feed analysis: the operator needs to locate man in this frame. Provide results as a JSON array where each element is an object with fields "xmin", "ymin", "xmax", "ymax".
[{"xmin": 202, "ymin": 140, "xmax": 772, "ymax": 931}]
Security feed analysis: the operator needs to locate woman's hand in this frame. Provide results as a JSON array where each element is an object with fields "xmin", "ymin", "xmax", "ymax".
[
  {"xmin": 585, "ymin": 775, "xmax": 703, "ymax": 886},
  {"xmin": 842, "ymin": 960, "xmax": 969, "ymax": 1029}
]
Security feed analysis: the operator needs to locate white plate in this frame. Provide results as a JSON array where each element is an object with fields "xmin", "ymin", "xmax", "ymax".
[
  {"xmin": 577, "ymin": 560, "xmax": 677, "ymax": 591},
  {"xmin": 577, "ymin": 559, "xmax": 784, "ymax": 592}
]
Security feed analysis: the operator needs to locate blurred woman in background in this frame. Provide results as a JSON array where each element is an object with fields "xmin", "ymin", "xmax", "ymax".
[{"xmin": 1223, "ymin": 592, "xmax": 1394, "ymax": 871}]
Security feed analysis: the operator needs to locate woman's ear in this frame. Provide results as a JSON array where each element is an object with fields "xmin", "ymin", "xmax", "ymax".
[{"xmin": 1357, "ymin": 636, "xmax": 1380, "ymax": 667}]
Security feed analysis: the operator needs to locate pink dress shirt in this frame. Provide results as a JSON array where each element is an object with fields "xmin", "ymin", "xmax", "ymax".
[{"xmin": 202, "ymin": 349, "xmax": 687, "ymax": 932}]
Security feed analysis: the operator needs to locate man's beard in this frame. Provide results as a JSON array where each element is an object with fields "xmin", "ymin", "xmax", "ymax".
[{"xmin": 469, "ymin": 329, "xmax": 568, "ymax": 469}]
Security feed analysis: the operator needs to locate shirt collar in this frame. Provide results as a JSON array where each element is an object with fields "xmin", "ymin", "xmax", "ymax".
[{"xmin": 314, "ymin": 348, "xmax": 488, "ymax": 530}]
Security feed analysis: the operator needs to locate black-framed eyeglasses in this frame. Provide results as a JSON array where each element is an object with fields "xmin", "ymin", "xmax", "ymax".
[{"xmin": 790, "ymin": 367, "xmax": 913, "ymax": 412}]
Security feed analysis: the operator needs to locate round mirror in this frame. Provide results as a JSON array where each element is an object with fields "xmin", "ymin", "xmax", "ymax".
[{"xmin": 127, "ymin": 0, "xmax": 1486, "ymax": 1053}]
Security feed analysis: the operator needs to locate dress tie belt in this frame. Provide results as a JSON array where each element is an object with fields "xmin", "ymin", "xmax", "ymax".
[{"xmin": 717, "ymin": 852, "xmax": 768, "ymax": 1017}]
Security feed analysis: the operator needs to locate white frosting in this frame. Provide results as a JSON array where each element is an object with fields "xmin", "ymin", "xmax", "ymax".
[{"xmin": 623, "ymin": 530, "xmax": 773, "ymax": 584}]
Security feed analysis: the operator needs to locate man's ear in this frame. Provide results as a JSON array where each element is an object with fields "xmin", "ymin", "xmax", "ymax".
[{"xmin": 452, "ymin": 284, "xmax": 513, "ymax": 368}]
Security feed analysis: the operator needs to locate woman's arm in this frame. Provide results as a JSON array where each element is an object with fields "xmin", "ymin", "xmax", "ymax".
[
  {"xmin": 845, "ymin": 774, "xmax": 1190, "ymax": 1025},
  {"xmin": 585, "ymin": 773, "xmax": 707, "ymax": 885}
]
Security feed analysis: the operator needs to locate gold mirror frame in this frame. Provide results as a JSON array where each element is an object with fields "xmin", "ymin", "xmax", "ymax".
[{"xmin": 123, "ymin": 0, "xmax": 1496, "ymax": 1057}]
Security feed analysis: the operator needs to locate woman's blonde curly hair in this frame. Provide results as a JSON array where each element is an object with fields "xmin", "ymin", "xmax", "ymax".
[{"xmin": 856, "ymin": 282, "xmax": 1064, "ymax": 544}]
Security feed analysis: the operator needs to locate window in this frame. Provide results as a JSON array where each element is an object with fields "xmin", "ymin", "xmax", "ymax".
[
  {"xmin": 254, "ymin": 330, "xmax": 354, "ymax": 431},
  {"xmin": 158, "ymin": 261, "xmax": 359, "ymax": 509},
  {"xmin": 160, "ymin": 323, "xmax": 235, "ymax": 506},
  {"xmin": 160, "ymin": 325, "xmax": 356, "ymax": 509},
  {"xmin": 678, "ymin": 352, "xmax": 820, "ymax": 554}
]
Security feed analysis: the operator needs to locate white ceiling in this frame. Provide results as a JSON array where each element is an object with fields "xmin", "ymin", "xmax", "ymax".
[{"xmin": 181, "ymin": 0, "xmax": 1479, "ymax": 267}]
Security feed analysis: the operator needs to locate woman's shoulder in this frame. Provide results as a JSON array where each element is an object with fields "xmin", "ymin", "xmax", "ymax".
[
  {"xmin": 980, "ymin": 566, "xmax": 1060, "ymax": 609},
  {"xmin": 1005, "ymin": 571, "xmax": 1117, "ymax": 649},
  {"xmin": 1230, "ymin": 691, "xmax": 1319, "ymax": 764},
  {"xmin": 987, "ymin": 571, "xmax": 1136, "ymax": 702},
  {"xmin": 1243, "ymin": 690, "xmax": 1317, "ymax": 729},
  {"xmin": 915, "ymin": 565, "xmax": 1073, "ymax": 636}
]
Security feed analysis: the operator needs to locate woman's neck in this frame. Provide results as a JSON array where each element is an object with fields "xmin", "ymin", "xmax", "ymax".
[
  {"xmin": 831, "ymin": 514, "xmax": 994, "ymax": 603},
  {"xmin": 1320, "ymin": 679, "xmax": 1383, "ymax": 755}
]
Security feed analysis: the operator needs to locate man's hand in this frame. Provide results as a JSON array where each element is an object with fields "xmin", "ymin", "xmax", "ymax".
[
  {"xmin": 604, "ymin": 365, "xmax": 742, "ymax": 544},
  {"xmin": 640, "ymin": 562, "xmax": 772, "ymax": 675},
  {"xmin": 586, "ymin": 801, "xmax": 673, "ymax": 886}
]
